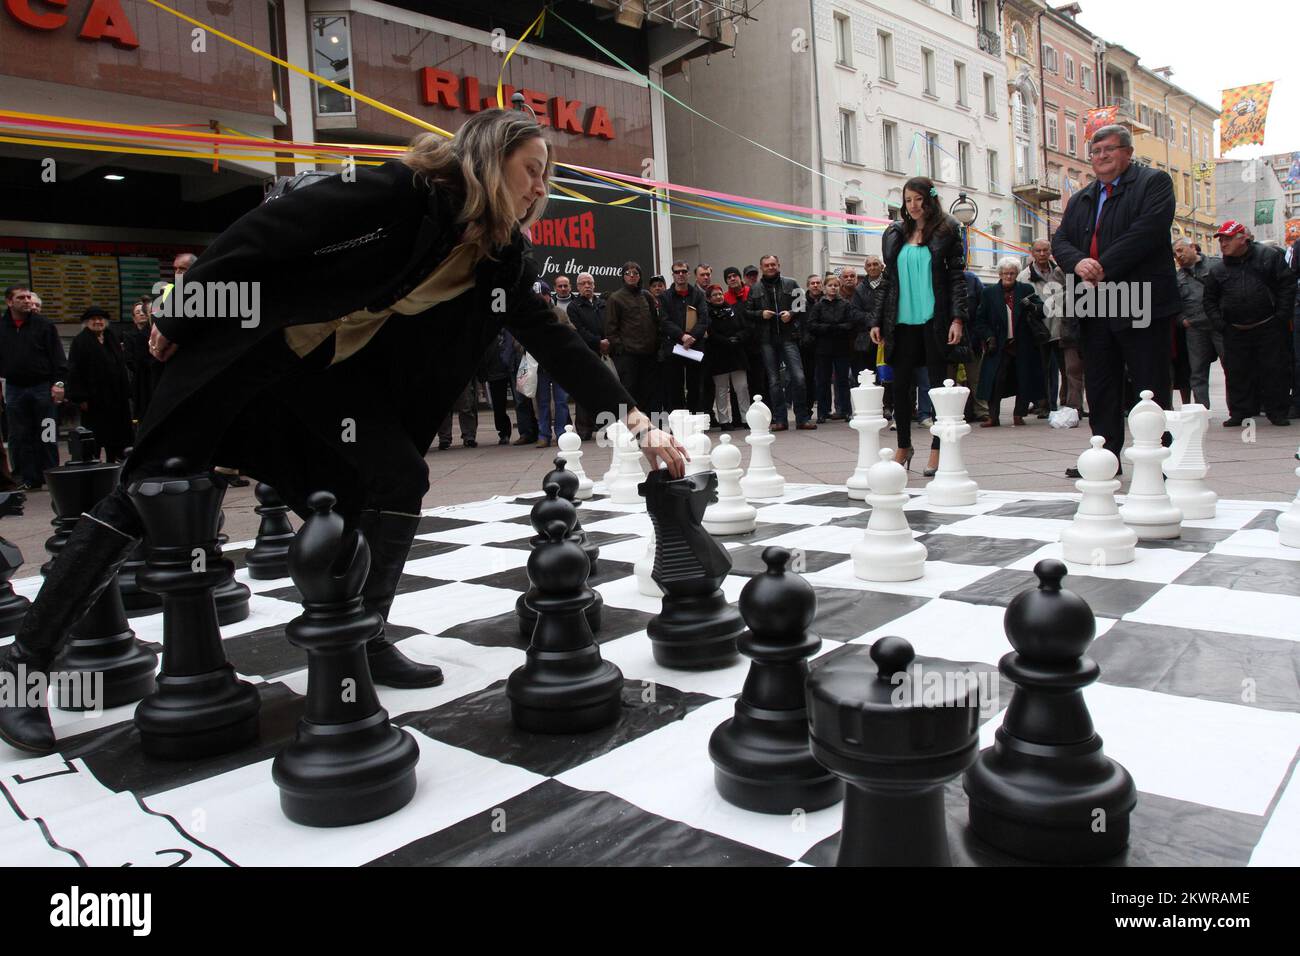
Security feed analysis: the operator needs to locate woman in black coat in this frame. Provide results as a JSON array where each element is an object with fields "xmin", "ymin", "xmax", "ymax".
[
  {"xmin": 703, "ymin": 284, "xmax": 751, "ymax": 428},
  {"xmin": 975, "ymin": 259, "xmax": 1046, "ymax": 426},
  {"xmin": 65, "ymin": 307, "xmax": 134, "ymax": 461},
  {"xmin": 807, "ymin": 275, "xmax": 859, "ymax": 422},
  {"xmin": 0, "ymin": 108, "xmax": 687, "ymax": 755},
  {"xmin": 122, "ymin": 296, "xmax": 163, "ymax": 425},
  {"xmin": 868, "ymin": 177, "xmax": 969, "ymax": 476}
]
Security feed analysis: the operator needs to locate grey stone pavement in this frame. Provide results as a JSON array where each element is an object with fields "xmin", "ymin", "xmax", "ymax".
[{"xmin": 5, "ymin": 363, "xmax": 1297, "ymax": 580}]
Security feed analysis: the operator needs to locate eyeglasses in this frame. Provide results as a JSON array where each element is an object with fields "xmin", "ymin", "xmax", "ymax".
[
  {"xmin": 1089, "ymin": 145, "xmax": 1129, "ymax": 157},
  {"xmin": 624, "ymin": 268, "xmax": 640, "ymax": 274},
  {"xmin": 672, "ymin": 268, "xmax": 689, "ymax": 274}
]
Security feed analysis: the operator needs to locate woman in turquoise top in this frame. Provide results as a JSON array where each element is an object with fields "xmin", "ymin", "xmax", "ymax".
[{"xmin": 868, "ymin": 177, "xmax": 970, "ymax": 475}]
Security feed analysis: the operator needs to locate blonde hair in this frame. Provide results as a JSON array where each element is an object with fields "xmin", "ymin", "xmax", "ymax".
[{"xmin": 402, "ymin": 109, "xmax": 554, "ymax": 258}]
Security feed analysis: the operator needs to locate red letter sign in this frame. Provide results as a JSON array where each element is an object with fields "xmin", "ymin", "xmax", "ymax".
[
  {"xmin": 5, "ymin": 0, "xmax": 68, "ymax": 31},
  {"xmin": 79, "ymin": 0, "xmax": 139, "ymax": 49}
]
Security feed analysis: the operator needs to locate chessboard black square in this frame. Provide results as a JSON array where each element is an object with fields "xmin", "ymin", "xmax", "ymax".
[
  {"xmin": 416, "ymin": 516, "xmax": 479, "ymax": 534},
  {"xmin": 467, "ymin": 558, "xmax": 636, "ymax": 593},
  {"xmin": 397, "ymin": 679, "xmax": 717, "ymax": 778},
  {"xmin": 726, "ymin": 522, "xmax": 811, "ymax": 545},
  {"xmin": 916, "ymin": 533, "xmax": 1046, "ymax": 566},
  {"xmin": 787, "ymin": 491, "xmax": 862, "ymax": 508},
  {"xmin": 259, "ymin": 573, "xmax": 453, "ymax": 605},
  {"xmin": 362, "ymin": 778, "xmax": 793, "ymax": 867},
  {"xmin": 1241, "ymin": 507, "xmax": 1287, "ymax": 532},
  {"xmin": 1171, "ymin": 553, "xmax": 1300, "ymax": 597},
  {"xmin": 1134, "ymin": 527, "xmax": 1234, "ymax": 553},
  {"xmin": 805, "ymin": 588, "xmax": 932, "ymax": 643},
  {"xmin": 485, "ymin": 530, "xmax": 637, "ymax": 553},
  {"xmin": 64, "ymin": 681, "xmax": 306, "ymax": 797},
  {"xmin": 987, "ymin": 499, "xmax": 1080, "ymax": 520},
  {"xmin": 440, "ymin": 604, "xmax": 655, "ymax": 649},
  {"xmin": 942, "ymin": 569, "xmax": 1163, "ymax": 618},
  {"xmin": 726, "ymin": 545, "xmax": 844, "ymax": 578},
  {"xmin": 1092, "ymin": 621, "xmax": 1300, "ymax": 712}
]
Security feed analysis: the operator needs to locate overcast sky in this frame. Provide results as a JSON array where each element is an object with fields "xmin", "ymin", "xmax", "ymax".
[{"xmin": 1072, "ymin": 0, "xmax": 1296, "ymax": 160}]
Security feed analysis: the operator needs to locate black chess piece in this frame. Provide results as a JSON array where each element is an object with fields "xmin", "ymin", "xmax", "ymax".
[
  {"xmin": 118, "ymin": 539, "xmax": 163, "ymax": 615},
  {"xmin": 0, "ymin": 491, "xmax": 24, "ymax": 518},
  {"xmin": 641, "ymin": 469, "xmax": 742, "ymax": 669},
  {"xmin": 516, "ymin": 481, "xmax": 601, "ymax": 643},
  {"xmin": 507, "ymin": 486, "xmax": 623, "ymax": 733},
  {"xmin": 807, "ymin": 637, "xmax": 981, "ymax": 866},
  {"xmin": 212, "ymin": 510, "xmax": 251, "ymax": 625},
  {"xmin": 130, "ymin": 459, "xmax": 261, "ymax": 759},
  {"xmin": 42, "ymin": 428, "xmax": 157, "ymax": 709},
  {"xmin": 0, "ymin": 536, "xmax": 30, "ymax": 638},
  {"xmin": 245, "ymin": 483, "xmax": 294, "ymax": 580},
  {"xmin": 709, "ymin": 546, "xmax": 841, "ymax": 813},
  {"xmin": 546, "ymin": 457, "xmax": 600, "ymax": 574},
  {"xmin": 963, "ymin": 559, "xmax": 1137, "ymax": 863},
  {"xmin": 272, "ymin": 491, "xmax": 419, "ymax": 826}
]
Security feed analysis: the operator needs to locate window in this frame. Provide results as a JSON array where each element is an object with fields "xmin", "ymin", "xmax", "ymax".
[
  {"xmin": 1042, "ymin": 44, "xmax": 1058, "ymax": 72},
  {"xmin": 926, "ymin": 133, "xmax": 941, "ymax": 180},
  {"xmin": 1182, "ymin": 173, "xmax": 1191, "ymax": 206},
  {"xmin": 988, "ymin": 149, "xmax": 1001, "ymax": 193},
  {"xmin": 1065, "ymin": 55, "xmax": 1075, "ymax": 83},
  {"xmin": 845, "ymin": 200, "xmax": 861, "ymax": 253},
  {"xmin": 267, "ymin": 1, "xmax": 288, "ymax": 111},
  {"xmin": 1139, "ymin": 104, "xmax": 1150, "ymax": 128},
  {"xmin": 1194, "ymin": 179, "xmax": 1201, "ymax": 209},
  {"xmin": 1047, "ymin": 113, "xmax": 1059, "ymax": 149},
  {"xmin": 312, "ymin": 14, "xmax": 354, "ymax": 115},
  {"xmin": 951, "ymin": 0, "xmax": 962, "ymax": 16},
  {"xmin": 878, "ymin": 31, "xmax": 895, "ymax": 82},
  {"xmin": 1182, "ymin": 123, "xmax": 1189, "ymax": 149},
  {"xmin": 1067, "ymin": 122, "xmax": 1077, "ymax": 157},
  {"xmin": 834, "ymin": 12, "xmax": 852, "ymax": 67},
  {"xmin": 1081, "ymin": 65, "xmax": 1094, "ymax": 91},
  {"xmin": 983, "ymin": 73, "xmax": 997, "ymax": 117},
  {"xmin": 1012, "ymin": 91, "xmax": 1030, "ymax": 136},
  {"xmin": 1010, "ymin": 23, "xmax": 1027, "ymax": 57},
  {"xmin": 882, "ymin": 120, "xmax": 900, "ymax": 172},
  {"xmin": 989, "ymin": 224, "xmax": 1004, "ymax": 268},
  {"xmin": 955, "ymin": 61, "xmax": 968, "ymax": 106},
  {"xmin": 1018, "ymin": 204, "xmax": 1036, "ymax": 245},
  {"xmin": 922, "ymin": 48, "xmax": 936, "ymax": 96},
  {"xmin": 958, "ymin": 141, "xmax": 972, "ymax": 186},
  {"xmin": 1168, "ymin": 117, "xmax": 1176, "ymax": 144},
  {"xmin": 839, "ymin": 109, "xmax": 858, "ymax": 164}
]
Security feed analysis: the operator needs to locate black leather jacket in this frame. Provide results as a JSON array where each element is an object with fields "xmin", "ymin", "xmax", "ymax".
[{"xmin": 872, "ymin": 216, "xmax": 969, "ymax": 352}]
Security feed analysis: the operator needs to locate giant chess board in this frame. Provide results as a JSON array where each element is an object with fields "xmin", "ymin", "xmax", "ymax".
[{"xmin": 2, "ymin": 484, "xmax": 1297, "ymax": 867}]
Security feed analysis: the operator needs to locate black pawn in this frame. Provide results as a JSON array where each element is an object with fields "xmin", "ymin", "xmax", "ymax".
[
  {"xmin": 516, "ymin": 481, "xmax": 601, "ymax": 642},
  {"xmin": 212, "ymin": 510, "xmax": 251, "ymax": 625},
  {"xmin": 130, "ymin": 459, "xmax": 261, "ymax": 759},
  {"xmin": 807, "ymin": 637, "xmax": 981, "ymax": 866},
  {"xmin": 43, "ymin": 428, "xmax": 157, "ymax": 709},
  {"xmin": 245, "ymin": 483, "xmax": 294, "ymax": 580},
  {"xmin": 507, "ymin": 490, "xmax": 623, "ymax": 733},
  {"xmin": 0, "ymin": 536, "xmax": 30, "ymax": 638},
  {"xmin": 709, "ymin": 546, "xmax": 841, "ymax": 813},
  {"xmin": 118, "ymin": 539, "xmax": 162, "ymax": 615},
  {"xmin": 546, "ymin": 457, "xmax": 600, "ymax": 574},
  {"xmin": 641, "ymin": 469, "xmax": 743, "ymax": 669},
  {"xmin": 272, "ymin": 491, "xmax": 419, "ymax": 826},
  {"xmin": 964, "ymin": 559, "xmax": 1136, "ymax": 862}
]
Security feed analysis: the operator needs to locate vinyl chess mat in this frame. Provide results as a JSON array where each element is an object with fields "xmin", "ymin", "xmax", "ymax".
[{"xmin": 1, "ymin": 484, "xmax": 1297, "ymax": 867}]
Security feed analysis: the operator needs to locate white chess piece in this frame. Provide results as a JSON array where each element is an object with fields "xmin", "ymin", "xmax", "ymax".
[
  {"xmin": 703, "ymin": 434, "xmax": 758, "ymax": 535},
  {"xmin": 684, "ymin": 414, "xmax": 713, "ymax": 477},
  {"xmin": 1278, "ymin": 446, "xmax": 1300, "ymax": 549},
  {"xmin": 1162, "ymin": 404, "xmax": 1216, "ymax": 519},
  {"xmin": 668, "ymin": 409, "xmax": 692, "ymax": 444},
  {"xmin": 847, "ymin": 368, "xmax": 887, "ymax": 500},
  {"xmin": 1120, "ymin": 390, "xmax": 1182, "ymax": 539},
  {"xmin": 558, "ymin": 425, "xmax": 594, "ymax": 500},
  {"xmin": 740, "ymin": 394, "xmax": 785, "ymax": 498},
  {"xmin": 608, "ymin": 427, "xmax": 646, "ymax": 505},
  {"xmin": 600, "ymin": 421, "xmax": 626, "ymax": 491},
  {"xmin": 853, "ymin": 448, "xmax": 927, "ymax": 582},
  {"xmin": 925, "ymin": 378, "xmax": 978, "ymax": 507},
  {"xmin": 1061, "ymin": 436, "xmax": 1137, "ymax": 566}
]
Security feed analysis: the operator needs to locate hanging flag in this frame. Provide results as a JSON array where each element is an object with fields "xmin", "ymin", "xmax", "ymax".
[
  {"xmin": 1220, "ymin": 82, "xmax": 1274, "ymax": 152},
  {"xmin": 1254, "ymin": 199, "xmax": 1276, "ymax": 225},
  {"xmin": 1084, "ymin": 105, "xmax": 1119, "ymax": 140},
  {"xmin": 1285, "ymin": 219, "xmax": 1300, "ymax": 244}
]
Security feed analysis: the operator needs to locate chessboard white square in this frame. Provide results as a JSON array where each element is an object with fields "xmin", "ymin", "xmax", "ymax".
[
  {"xmin": 425, "ymin": 499, "xmax": 534, "ymax": 523},
  {"xmin": 143, "ymin": 733, "xmax": 546, "ymax": 866},
  {"xmin": 597, "ymin": 631, "xmax": 751, "ymax": 699},
  {"xmin": 1009, "ymin": 543, "xmax": 1208, "ymax": 583},
  {"xmin": 978, "ymin": 682, "xmax": 1300, "ymax": 817},
  {"xmin": 1210, "ymin": 529, "xmax": 1300, "ymax": 563},
  {"xmin": 415, "ymin": 522, "xmax": 532, "ymax": 546},
  {"xmin": 217, "ymin": 594, "xmax": 303, "ymax": 639},
  {"xmin": 386, "ymin": 582, "xmax": 521, "ymax": 633},
  {"xmin": 1249, "ymin": 762, "xmax": 1300, "ymax": 865},
  {"xmin": 743, "ymin": 524, "xmax": 866, "ymax": 556},
  {"xmin": 939, "ymin": 514, "xmax": 1073, "ymax": 543},
  {"xmin": 1124, "ymin": 585, "xmax": 1300, "ymax": 642},
  {"xmin": 556, "ymin": 698, "xmax": 841, "ymax": 861},
  {"xmin": 1181, "ymin": 501, "xmax": 1277, "ymax": 532},
  {"xmin": 748, "ymin": 503, "xmax": 863, "ymax": 526},
  {"xmin": 593, "ymin": 536, "xmax": 651, "ymax": 565},
  {"xmin": 581, "ymin": 512, "xmax": 653, "ymax": 536},
  {"xmin": 803, "ymin": 558, "xmax": 1001, "ymax": 598},
  {"xmin": 402, "ymin": 544, "xmax": 528, "ymax": 581}
]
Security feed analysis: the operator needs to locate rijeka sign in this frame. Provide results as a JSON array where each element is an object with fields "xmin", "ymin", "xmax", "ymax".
[
  {"xmin": 419, "ymin": 67, "xmax": 615, "ymax": 140},
  {"xmin": 4, "ymin": 0, "xmax": 139, "ymax": 48}
]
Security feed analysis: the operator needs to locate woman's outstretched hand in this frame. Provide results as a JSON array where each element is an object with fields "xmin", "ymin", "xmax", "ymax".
[
  {"xmin": 640, "ymin": 427, "xmax": 688, "ymax": 478},
  {"xmin": 149, "ymin": 325, "xmax": 178, "ymax": 362}
]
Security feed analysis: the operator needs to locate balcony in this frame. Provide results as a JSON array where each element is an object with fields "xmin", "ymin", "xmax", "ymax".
[
  {"xmin": 582, "ymin": 0, "xmax": 742, "ymax": 52},
  {"xmin": 978, "ymin": 28, "xmax": 1001, "ymax": 57},
  {"xmin": 1013, "ymin": 174, "xmax": 1061, "ymax": 205},
  {"xmin": 1108, "ymin": 97, "xmax": 1152, "ymax": 134}
]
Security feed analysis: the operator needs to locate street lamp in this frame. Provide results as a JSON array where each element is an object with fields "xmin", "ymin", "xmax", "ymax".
[{"xmin": 950, "ymin": 192, "xmax": 979, "ymax": 263}]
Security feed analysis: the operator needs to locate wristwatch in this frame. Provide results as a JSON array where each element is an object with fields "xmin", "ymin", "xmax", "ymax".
[{"xmin": 54, "ymin": 381, "xmax": 64, "ymax": 389}]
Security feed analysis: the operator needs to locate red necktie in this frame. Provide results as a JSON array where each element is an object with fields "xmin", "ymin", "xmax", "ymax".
[{"xmin": 1089, "ymin": 183, "xmax": 1114, "ymax": 260}]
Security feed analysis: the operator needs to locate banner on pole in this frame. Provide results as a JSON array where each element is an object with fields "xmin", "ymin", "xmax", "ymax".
[
  {"xmin": 1220, "ymin": 82, "xmax": 1274, "ymax": 152},
  {"xmin": 1254, "ymin": 199, "xmax": 1276, "ymax": 225},
  {"xmin": 1084, "ymin": 106, "xmax": 1119, "ymax": 140}
]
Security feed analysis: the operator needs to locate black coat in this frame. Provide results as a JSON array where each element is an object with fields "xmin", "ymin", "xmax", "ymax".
[
  {"xmin": 746, "ymin": 275, "xmax": 803, "ymax": 346},
  {"xmin": 66, "ymin": 326, "xmax": 134, "ymax": 454},
  {"xmin": 704, "ymin": 302, "xmax": 749, "ymax": 375},
  {"xmin": 872, "ymin": 216, "xmax": 969, "ymax": 356},
  {"xmin": 849, "ymin": 279, "xmax": 885, "ymax": 352},
  {"xmin": 121, "ymin": 325, "xmax": 163, "ymax": 421},
  {"xmin": 658, "ymin": 284, "xmax": 710, "ymax": 344},
  {"xmin": 973, "ymin": 282, "xmax": 1046, "ymax": 404},
  {"xmin": 1051, "ymin": 162, "xmax": 1180, "ymax": 328},
  {"xmin": 566, "ymin": 295, "xmax": 605, "ymax": 350},
  {"xmin": 0, "ymin": 310, "xmax": 67, "ymax": 386},
  {"xmin": 807, "ymin": 297, "xmax": 859, "ymax": 357},
  {"xmin": 1202, "ymin": 241, "xmax": 1296, "ymax": 332},
  {"xmin": 141, "ymin": 160, "xmax": 636, "ymax": 498}
]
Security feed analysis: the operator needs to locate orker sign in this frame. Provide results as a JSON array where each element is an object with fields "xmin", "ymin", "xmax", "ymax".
[
  {"xmin": 419, "ymin": 67, "xmax": 615, "ymax": 140},
  {"xmin": 4, "ymin": 0, "xmax": 139, "ymax": 48}
]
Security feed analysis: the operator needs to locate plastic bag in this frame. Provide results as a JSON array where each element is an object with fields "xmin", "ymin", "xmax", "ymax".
[
  {"xmin": 516, "ymin": 352, "xmax": 538, "ymax": 399},
  {"xmin": 1049, "ymin": 406, "xmax": 1080, "ymax": 429}
]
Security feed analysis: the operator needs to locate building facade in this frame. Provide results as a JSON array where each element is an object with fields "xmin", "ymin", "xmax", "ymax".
[
  {"xmin": 1264, "ymin": 151, "xmax": 1300, "ymax": 220},
  {"xmin": 1000, "ymin": 0, "xmax": 1053, "ymax": 247},
  {"xmin": 1036, "ymin": 3, "xmax": 1103, "ymax": 229}
]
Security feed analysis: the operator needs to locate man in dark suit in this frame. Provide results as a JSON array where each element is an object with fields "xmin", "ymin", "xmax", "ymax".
[{"xmin": 1052, "ymin": 124, "xmax": 1179, "ymax": 475}]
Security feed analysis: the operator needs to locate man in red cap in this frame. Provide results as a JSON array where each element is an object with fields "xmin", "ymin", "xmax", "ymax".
[{"xmin": 1203, "ymin": 220, "xmax": 1296, "ymax": 427}]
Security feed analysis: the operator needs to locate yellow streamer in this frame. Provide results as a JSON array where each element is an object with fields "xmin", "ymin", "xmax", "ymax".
[
  {"xmin": 0, "ymin": 134, "xmax": 382, "ymax": 165},
  {"xmin": 497, "ymin": 8, "xmax": 547, "ymax": 109}
]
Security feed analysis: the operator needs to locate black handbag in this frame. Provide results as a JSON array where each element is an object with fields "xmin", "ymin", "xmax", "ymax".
[{"xmin": 1021, "ymin": 294, "xmax": 1052, "ymax": 346}]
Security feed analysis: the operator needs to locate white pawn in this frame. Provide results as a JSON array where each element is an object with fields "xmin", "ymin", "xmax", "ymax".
[
  {"xmin": 847, "ymin": 368, "xmax": 887, "ymax": 500},
  {"xmin": 925, "ymin": 378, "xmax": 977, "ymax": 507},
  {"xmin": 1120, "ymin": 390, "xmax": 1182, "ymax": 539},
  {"xmin": 1162, "ymin": 405, "xmax": 1216, "ymax": 519},
  {"xmin": 853, "ymin": 448, "xmax": 927, "ymax": 582},
  {"xmin": 703, "ymin": 434, "xmax": 757, "ymax": 535},
  {"xmin": 608, "ymin": 427, "xmax": 645, "ymax": 505},
  {"xmin": 601, "ymin": 421, "xmax": 626, "ymax": 491},
  {"xmin": 741, "ymin": 395, "xmax": 785, "ymax": 499},
  {"xmin": 1061, "ymin": 436, "xmax": 1137, "ymax": 566},
  {"xmin": 685, "ymin": 414, "xmax": 713, "ymax": 476},
  {"xmin": 1278, "ymin": 446, "xmax": 1300, "ymax": 549},
  {"xmin": 558, "ymin": 425, "xmax": 594, "ymax": 500}
]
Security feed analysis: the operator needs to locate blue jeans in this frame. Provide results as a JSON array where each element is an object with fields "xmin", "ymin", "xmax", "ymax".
[
  {"xmin": 760, "ymin": 339, "xmax": 810, "ymax": 425},
  {"xmin": 5, "ymin": 382, "xmax": 58, "ymax": 486},
  {"xmin": 536, "ymin": 370, "xmax": 571, "ymax": 441},
  {"xmin": 815, "ymin": 354, "xmax": 851, "ymax": 419},
  {"xmin": 916, "ymin": 368, "xmax": 934, "ymax": 420}
]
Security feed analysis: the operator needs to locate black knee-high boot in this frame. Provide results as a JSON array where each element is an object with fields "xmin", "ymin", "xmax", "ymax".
[
  {"xmin": 0, "ymin": 509, "xmax": 138, "ymax": 754},
  {"xmin": 358, "ymin": 510, "xmax": 444, "ymax": 689}
]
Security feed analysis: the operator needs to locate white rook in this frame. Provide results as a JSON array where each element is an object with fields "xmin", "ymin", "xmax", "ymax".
[{"xmin": 1163, "ymin": 404, "xmax": 1216, "ymax": 519}]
